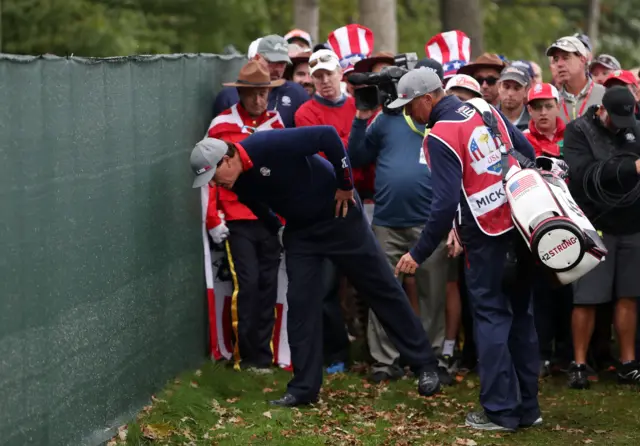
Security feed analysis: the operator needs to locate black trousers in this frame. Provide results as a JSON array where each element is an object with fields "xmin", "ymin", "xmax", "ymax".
[
  {"xmin": 226, "ymin": 220, "xmax": 281, "ymax": 368},
  {"xmin": 283, "ymin": 204, "xmax": 438, "ymax": 400},
  {"xmin": 532, "ymin": 268, "xmax": 573, "ymax": 363},
  {"xmin": 320, "ymin": 259, "xmax": 350, "ymax": 366}
]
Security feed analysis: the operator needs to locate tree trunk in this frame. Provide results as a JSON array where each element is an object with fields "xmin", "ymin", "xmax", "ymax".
[
  {"xmin": 294, "ymin": 0, "xmax": 320, "ymax": 45},
  {"xmin": 587, "ymin": 0, "xmax": 601, "ymax": 52},
  {"xmin": 359, "ymin": 0, "xmax": 397, "ymax": 53},
  {"xmin": 440, "ymin": 0, "xmax": 484, "ymax": 58}
]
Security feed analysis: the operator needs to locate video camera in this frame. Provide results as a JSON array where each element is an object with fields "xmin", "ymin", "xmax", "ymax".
[{"xmin": 348, "ymin": 52, "xmax": 418, "ymax": 113}]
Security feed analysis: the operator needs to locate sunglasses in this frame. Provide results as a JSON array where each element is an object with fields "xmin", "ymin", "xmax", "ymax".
[
  {"xmin": 475, "ymin": 76, "xmax": 499, "ymax": 86},
  {"xmin": 309, "ymin": 54, "xmax": 336, "ymax": 68}
]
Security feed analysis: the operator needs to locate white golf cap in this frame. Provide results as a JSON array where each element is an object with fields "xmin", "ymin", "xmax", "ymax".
[{"xmin": 309, "ymin": 49, "xmax": 340, "ymax": 75}]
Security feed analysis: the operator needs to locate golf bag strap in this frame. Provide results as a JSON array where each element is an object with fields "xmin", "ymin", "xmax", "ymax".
[{"xmin": 465, "ymin": 98, "xmax": 536, "ymax": 179}]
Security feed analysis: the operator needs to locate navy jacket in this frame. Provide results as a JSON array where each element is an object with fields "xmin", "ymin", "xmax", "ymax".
[
  {"xmin": 232, "ymin": 126, "xmax": 354, "ymax": 232},
  {"xmin": 410, "ymin": 95, "xmax": 536, "ymax": 264},
  {"xmin": 213, "ymin": 81, "xmax": 309, "ymax": 128},
  {"xmin": 348, "ymin": 113, "xmax": 433, "ymax": 227}
]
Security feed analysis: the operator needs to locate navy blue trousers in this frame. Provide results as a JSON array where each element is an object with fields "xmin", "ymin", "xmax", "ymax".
[
  {"xmin": 461, "ymin": 227, "xmax": 540, "ymax": 429},
  {"xmin": 283, "ymin": 204, "xmax": 438, "ymax": 400}
]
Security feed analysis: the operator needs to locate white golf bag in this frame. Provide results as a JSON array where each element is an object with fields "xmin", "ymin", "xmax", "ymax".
[
  {"xmin": 504, "ymin": 164, "xmax": 607, "ymax": 285},
  {"xmin": 466, "ymin": 97, "xmax": 608, "ymax": 286}
]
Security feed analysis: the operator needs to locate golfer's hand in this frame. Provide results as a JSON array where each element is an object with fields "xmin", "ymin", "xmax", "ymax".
[
  {"xmin": 335, "ymin": 189, "xmax": 356, "ymax": 217},
  {"xmin": 447, "ymin": 229, "xmax": 463, "ymax": 258},
  {"xmin": 395, "ymin": 252, "xmax": 419, "ymax": 277}
]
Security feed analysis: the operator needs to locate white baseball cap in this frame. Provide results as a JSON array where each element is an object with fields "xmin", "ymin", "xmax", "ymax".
[
  {"xmin": 247, "ymin": 38, "xmax": 262, "ymax": 59},
  {"xmin": 445, "ymin": 74, "xmax": 482, "ymax": 97},
  {"xmin": 309, "ymin": 49, "xmax": 340, "ymax": 75}
]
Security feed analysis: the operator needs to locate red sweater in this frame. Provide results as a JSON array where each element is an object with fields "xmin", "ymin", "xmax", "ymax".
[
  {"xmin": 294, "ymin": 95, "xmax": 375, "ymax": 195},
  {"xmin": 205, "ymin": 103, "xmax": 284, "ymax": 229},
  {"xmin": 523, "ymin": 117, "xmax": 566, "ymax": 158}
]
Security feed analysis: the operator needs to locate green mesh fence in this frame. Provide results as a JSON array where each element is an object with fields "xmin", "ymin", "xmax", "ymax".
[{"xmin": 0, "ymin": 53, "xmax": 246, "ymax": 446}]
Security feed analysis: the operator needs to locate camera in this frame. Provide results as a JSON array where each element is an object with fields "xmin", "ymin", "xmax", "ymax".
[{"xmin": 347, "ymin": 52, "xmax": 418, "ymax": 112}]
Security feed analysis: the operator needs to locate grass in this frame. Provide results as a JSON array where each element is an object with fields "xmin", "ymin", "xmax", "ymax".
[{"xmin": 111, "ymin": 359, "xmax": 640, "ymax": 446}]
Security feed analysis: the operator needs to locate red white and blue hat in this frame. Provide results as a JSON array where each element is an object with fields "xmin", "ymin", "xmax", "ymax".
[
  {"xmin": 327, "ymin": 24, "xmax": 374, "ymax": 74},
  {"xmin": 424, "ymin": 30, "xmax": 472, "ymax": 79}
]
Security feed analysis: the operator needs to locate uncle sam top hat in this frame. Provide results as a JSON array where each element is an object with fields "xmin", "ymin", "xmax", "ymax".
[
  {"xmin": 425, "ymin": 30, "xmax": 472, "ymax": 79},
  {"xmin": 327, "ymin": 24, "xmax": 374, "ymax": 74}
]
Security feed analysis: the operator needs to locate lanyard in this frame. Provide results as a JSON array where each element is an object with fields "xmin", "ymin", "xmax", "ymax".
[
  {"xmin": 402, "ymin": 109, "xmax": 427, "ymax": 137},
  {"xmin": 561, "ymin": 82, "xmax": 594, "ymax": 122}
]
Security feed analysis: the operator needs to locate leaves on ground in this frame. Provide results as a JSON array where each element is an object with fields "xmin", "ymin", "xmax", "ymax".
[{"xmin": 108, "ymin": 362, "xmax": 640, "ymax": 445}]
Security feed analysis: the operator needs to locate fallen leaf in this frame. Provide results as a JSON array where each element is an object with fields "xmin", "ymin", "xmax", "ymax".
[
  {"xmin": 142, "ymin": 423, "xmax": 172, "ymax": 440},
  {"xmin": 190, "ymin": 381, "xmax": 199, "ymax": 388},
  {"xmin": 594, "ymin": 430, "xmax": 607, "ymax": 434},
  {"xmin": 226, "ymin": 397, "xmax": 239, "ymax": 403},
  {"xmin": 106, "ymin": 440, "xmax": 117, "ymax": 446},
  {"xmin": 455, "ymin": 438, "xmax": 478, "ymax": 446},
  {"xmin": 195, "ymin": 369, "xmax": 202, "ymax": 377},
  {"xmin": 263, "ymin": 411, "xmax": 272, "ymax": 419},
  {"xmin": 466, "ymin": 381, "xmax": 476, "ymax": 389},
  {"xmin": 262, "ymin": 388, "xmax": 275, "ymax": 393},
  {"xmin": 583, "ymin": 440, "xmax": 594, "ymax": 444}
]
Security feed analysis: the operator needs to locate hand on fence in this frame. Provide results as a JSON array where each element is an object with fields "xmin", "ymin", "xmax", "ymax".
[{"xmin": 209, "ymin": 223, "xmax": 230, "ymax": 244}]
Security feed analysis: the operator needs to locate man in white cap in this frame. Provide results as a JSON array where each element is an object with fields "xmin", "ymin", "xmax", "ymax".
[
  {"xmin": 389, "ymin": 68, "xmax": 541, "ymax": 432},
  {"xmin": 546, "ymin": 36, "xmax": 605, "ymax": 123},
  {"xmin": 213, "ymin": 35, "xmax": 309, "ymax": 127}
]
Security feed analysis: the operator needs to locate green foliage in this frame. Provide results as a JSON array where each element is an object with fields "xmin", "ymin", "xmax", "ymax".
[{"xmin": 3, "ymin": 0, "xmax": 640, "ymax": 74}]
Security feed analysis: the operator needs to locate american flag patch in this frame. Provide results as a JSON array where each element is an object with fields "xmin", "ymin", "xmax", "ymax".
[{"xmin": 509, "ymin": 175, "xmax": 537, "ymax": 198}]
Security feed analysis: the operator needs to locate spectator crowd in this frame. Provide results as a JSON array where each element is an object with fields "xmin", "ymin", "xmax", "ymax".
[{"xmin": 200, "ymin": 23, "xmax": 640, "ymax": 404}]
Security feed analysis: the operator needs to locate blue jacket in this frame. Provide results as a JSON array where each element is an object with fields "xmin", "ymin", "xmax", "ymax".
[
  {"xmin": 348, "ymin": 113, "xmax": 432, "ymax": 227},
  {"xmin": 213, "ymin": 81, "xmax": 309, "ymax": 128},
  {"xmin": 232, "ymin": 126, "xmax": 354, "ymax": 232},
  {"xmin": 410, "ymin": 96, "xmax": 536, "ymax": 264}
]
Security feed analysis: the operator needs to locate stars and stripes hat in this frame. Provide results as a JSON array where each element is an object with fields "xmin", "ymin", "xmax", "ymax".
[
  {"xmin": 327, "ymin": 24, "xmax": 374, "ymax": 74},
  {"xmin": 424, "ymin": 30, "xmax": 472, "ymax": 79}
]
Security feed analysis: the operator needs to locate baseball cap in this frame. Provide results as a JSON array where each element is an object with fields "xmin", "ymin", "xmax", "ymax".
[
  {"xmin": 573, "ymin": 33, "xmax": 593, "ymax": 52},
  {"xmin": 257, "ymin": 35, "xmax": 291, "ymax": 64},
  {"xmin": 499, "ymin": 66, "xmax": 530, "ymax": 86},
  {"xmin": 510, "ymin": 60, "xmax": 535, "ymax": 79},
  {"xmin": 414, "ymin": 58, "xmax": 444, "ymax": 82},
  {"xmin": 445, "ymin": 74, "xmax": 481, "ymax": 97},
  {"xmin": 190, "ymin": 138, "xmax": 229, "ymax": 188},
  {"xmin": 247, "ymin": 38, "xmax": 262, "ymax": 59},
  {"xmin": 546, "ymin": 36, "xmax": 589, "ymax": 57},
  {"xmin": 527, "ymin": 82, "xmax": 560, "ymax": 103},
  {"xmin": 590, "ymin": 54, "xmax": 622, "ymax": 71},
  {"xmin": 602, "ymin": 86, "xmax": 637, "ymax": 129},
  {"xmin": 387, "ymin": 67, "xmax": 442, "ymax": 109},
  {"xmin": 284, "ymin": 29, "xmax": 313, "ymax": 47},
  {"xmin": 604, "ymin": 70, "xmax": 639, "ymax": 88},
  {"xmin": 309, "ymin": 49, "xmax": 340, "ymax": 74}
]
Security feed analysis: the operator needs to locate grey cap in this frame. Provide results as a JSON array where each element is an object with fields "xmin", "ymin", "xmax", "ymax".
[
  {"xmin": 387, "ymin": 67, "xmax": 443, "ymax": 109},
  {"xmin": 257, "ymin": 35, "xmax": 291, "ymax": 64},
  {"xmin": 546, "ymin": 36, "xmax": 589, "ymax": 57},
  {"xmin": 590, "ymin": 54, "xmax": 622, "ymax": 71},
  {"xmin": 190, "ymin": 138, "xmax": 228, "ymax": 188},
  {"xmin": 499, "ymin": 66, "xmax": 530, "ymax": 86}
]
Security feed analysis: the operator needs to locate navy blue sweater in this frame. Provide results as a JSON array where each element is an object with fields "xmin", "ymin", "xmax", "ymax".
[
  {"xmin": 213, "ymin": 81, "xmax": 309, "ymax": 128},
  {"xmin": 410, "ymin": 96, "xmax": 536, "ymax": 264},
  {"xmin": 348, "ymin": 113, "xmax": 432, "ymax": 227},
  {"xmin": 232, "ymin": 126, "xmax": 354, "ymax": 232}
]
